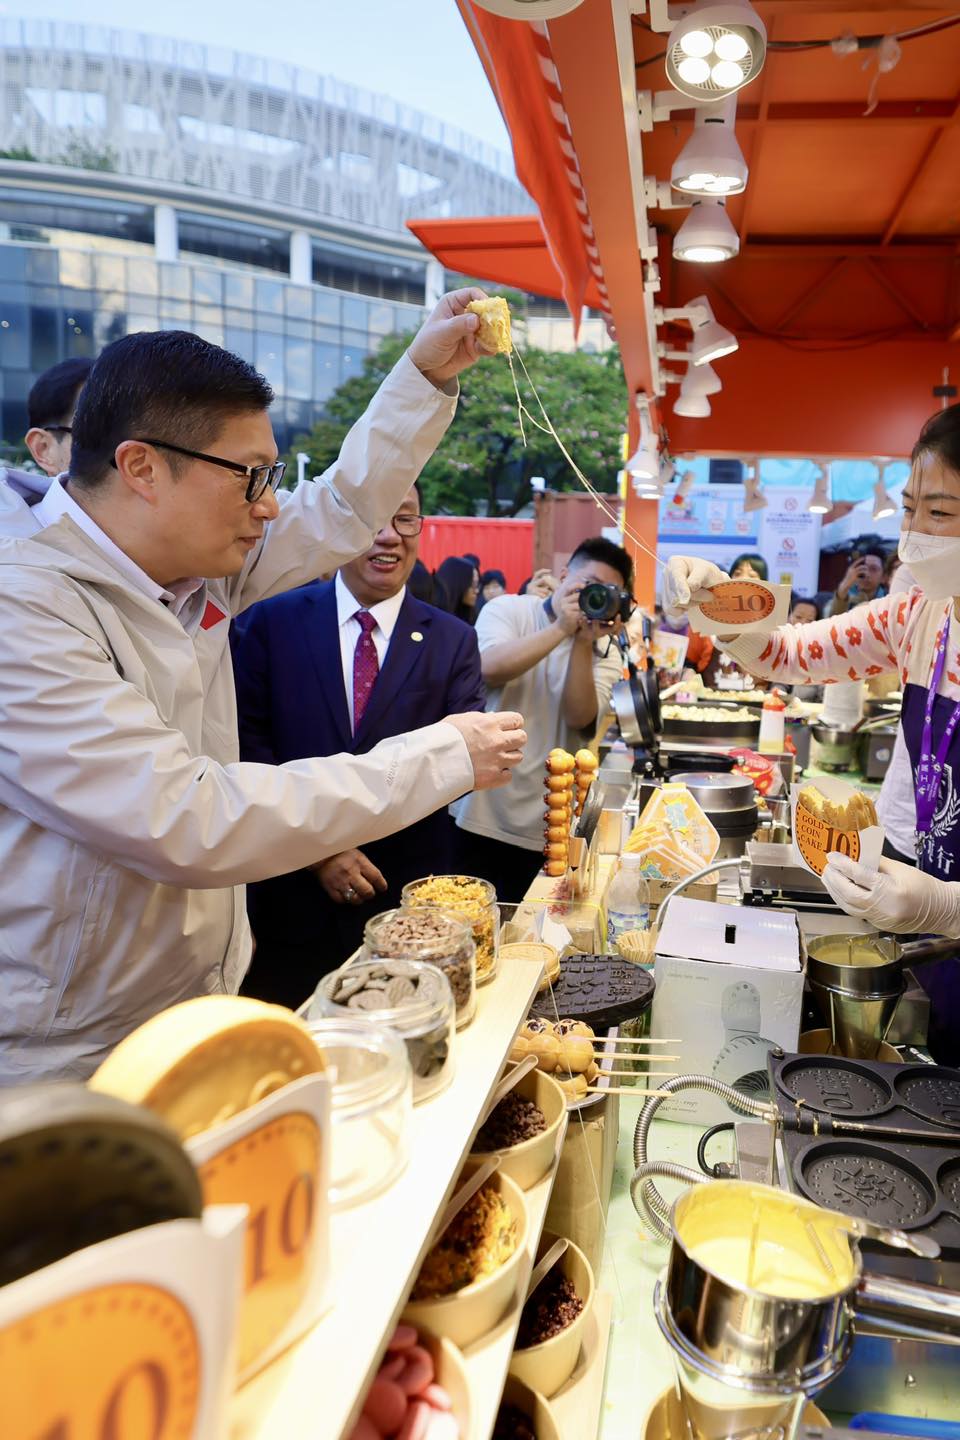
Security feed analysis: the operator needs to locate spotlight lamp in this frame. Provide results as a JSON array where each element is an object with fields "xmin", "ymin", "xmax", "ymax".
[
  {"xmin": 626, "ymin": 394, "xmax": 660, "ymax": 481},
  {"xmin": 672, "ymin": 96, "xmax": 748, "ymax": 196},
  {"xmin": 673, "ymin": 198, "xmax": 740, "ymax": 263},
  {"xmin": 674, "ymin": 391, "xmax": 711, "ymax": 418},
  {"xmin": 743, "ymin": 465, "xmax": 767, "ymax": 513},
  {"xmin": 682, "ymin": 362, "xmax": 722, "ymax": 397},
  {"xmin": 663, "ymin": 1, "xmax": 767, "ymax": 102},
  {"xmin": 808, "ymin": 463, "xmax": 831, "ymax": 515},
  {"xmin": 656, "ymin": 295, "xmax": 739, "ymax": 366},
  {"xmin": 872, "ymin": 464, "xmax": 897, "ymax": 521}
]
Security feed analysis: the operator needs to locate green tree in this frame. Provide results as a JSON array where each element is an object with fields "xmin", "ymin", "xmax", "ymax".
[{"xmin": 286, "ymin": 331, "xmax": 626, "ymax": 516}]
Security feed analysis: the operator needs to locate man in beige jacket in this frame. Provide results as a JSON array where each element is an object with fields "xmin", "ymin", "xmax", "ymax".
[{"xmin": 0, "ymin": 288, "xmax": 525, "ymax": 1081}]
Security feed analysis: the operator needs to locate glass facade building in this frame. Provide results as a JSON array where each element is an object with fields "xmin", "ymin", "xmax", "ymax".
[{"xmin": 0, "ymin": 21, "xmax": 532, "ymax": 452}]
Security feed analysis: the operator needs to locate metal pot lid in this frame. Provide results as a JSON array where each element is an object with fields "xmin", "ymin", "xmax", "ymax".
[{"xmin": 673, "ymin": 771, "xmax": 756, "ymax": 811}]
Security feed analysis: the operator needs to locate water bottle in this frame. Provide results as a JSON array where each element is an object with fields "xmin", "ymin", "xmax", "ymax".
[{"xmin": 606, "ymin": 853, "xmax": 651, "ymax": 952}]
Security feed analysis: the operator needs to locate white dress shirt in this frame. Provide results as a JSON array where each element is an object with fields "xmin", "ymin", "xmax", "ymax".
[
  {"xmin": 335, "ymin": 571, "xmax": 406, "ymax": 731},
  {"xmin": 35, "ymin": 476, "xmax": 204, "ymax": 620}
]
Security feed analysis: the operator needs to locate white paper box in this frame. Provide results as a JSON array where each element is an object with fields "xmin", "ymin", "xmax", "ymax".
[
  {"xmin": 187, "ymin": 1071, "xmax": 331, "ymax": 1383},
  {"xmin": 0, "ymin": 1205, "xmax": 246, "ymax": 1439},
  {"xmin": 651, "ymin": 898, "xmax": 804, "ymax": 1125}
]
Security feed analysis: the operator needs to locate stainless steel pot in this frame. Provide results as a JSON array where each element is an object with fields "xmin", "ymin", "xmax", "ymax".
[
  {"xmin": 811, "ymin": 723, "xmax": 859, "ymax": 771},
  {"xmin": 656, "ymin": 1180, "xmax": 960, "ymax": 1398},
  {"xmin": 805, "ymin": 934, "xmax": 905, "ymax": 1059}
]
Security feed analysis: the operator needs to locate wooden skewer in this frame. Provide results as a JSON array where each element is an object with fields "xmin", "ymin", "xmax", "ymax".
[
  {"xmin": 524, "ymin": 1237, "xmax": 569, "ymax": 1302},
  {"xmin": 586, "ymin": 1086, "xmax": 673, "ymax": 1098},
  {"xmin": 602, "ymin": 1069, "xmax": 678, "ymax": 1080},
  {"xmin": 597, "ymin": 1036, "xmax": 680, "ymax": 1045},
  {"xmin": 594, "ymin": 1052, "xmax": 681, "ymax": 1062}
]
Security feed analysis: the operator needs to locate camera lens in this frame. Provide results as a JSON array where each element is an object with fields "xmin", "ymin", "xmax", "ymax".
[{"xmin": 579, "ymin": 583, "xmax": 616, "ymax": 621}]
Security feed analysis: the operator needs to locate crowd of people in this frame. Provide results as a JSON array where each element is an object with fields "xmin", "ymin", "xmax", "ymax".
[{"xmin": 5, "ymin": 291, "xmax": 960, "ymax": 1075}]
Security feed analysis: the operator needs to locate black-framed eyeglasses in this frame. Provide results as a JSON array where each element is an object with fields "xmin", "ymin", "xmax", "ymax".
[
  {"xmin": 111, "ymin": 439, "xmax": 285, "ymax": 502},
  {"xmin": 392, "ymin": 513, "xmax": 424, "ymax": 536},
  {"xmin": 43, "ymin": 425, "xmax": 72, "ymax": 436}
]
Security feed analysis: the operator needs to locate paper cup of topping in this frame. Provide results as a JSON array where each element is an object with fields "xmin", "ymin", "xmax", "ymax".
[
  {"xmin": 497, "ymin": 1376, "xmax": 562, "ymax": 1440},
  {"xmin": 508, "ymin": 1231, "xmax": 594, "ymax": 1398},
  {"xmin": 403, "ymin": 1165, "xmax": 528, "ymax": 1348},
  {"xmin": 499, "ymin": 942, "xmax": 561, "ymax": 993},
  {"xmin": 470, "ymin": 1067, "xmax": 565, "ymax": 1191}
]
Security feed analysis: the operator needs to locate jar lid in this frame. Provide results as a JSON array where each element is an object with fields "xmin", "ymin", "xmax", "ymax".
[
  {"xmin": 315, "ymin": 958, "xmax": 453, "ymax": 1033},
  {"xmin": 305, "ymin": 1016, "xmax": 410, "ymax": 1110}
]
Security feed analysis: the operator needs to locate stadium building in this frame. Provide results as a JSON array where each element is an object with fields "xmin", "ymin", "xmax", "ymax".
[{"xmin": 0, "ymin": 18, "xmax": 543, "ymax": 450}]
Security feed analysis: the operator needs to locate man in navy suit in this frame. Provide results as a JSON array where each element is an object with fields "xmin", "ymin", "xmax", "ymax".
[{"xmin": 232, "ymin": 482, "xmax": 486, "ymax": 1006}]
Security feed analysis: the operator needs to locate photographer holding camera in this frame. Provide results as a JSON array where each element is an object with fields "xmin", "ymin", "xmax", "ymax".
[
  {"xmin": 452, "ymin": 537, "xmax": 632, "ymax": 899},
  {"xmin": 827, "ymin": 542, "xmax": 888, "ymax": 616}
]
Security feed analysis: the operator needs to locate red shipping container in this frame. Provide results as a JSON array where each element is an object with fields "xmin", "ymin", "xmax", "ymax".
[{"xmin": 418, "ymin": 517, "xmax": 535, "ymax": 594}]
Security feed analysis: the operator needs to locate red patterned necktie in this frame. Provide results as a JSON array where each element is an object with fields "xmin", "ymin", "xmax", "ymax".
[{"xmin": 352, "ymin": 610, "xmax": 379, "ymax": 731}]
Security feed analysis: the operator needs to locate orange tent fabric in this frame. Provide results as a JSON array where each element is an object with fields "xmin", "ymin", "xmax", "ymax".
[{"xmin": 454, "ymin": 0, "xmax": 600, "ymax": 331}]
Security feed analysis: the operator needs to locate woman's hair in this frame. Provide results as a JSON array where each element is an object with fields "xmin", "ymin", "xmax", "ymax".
[
  {"xmin": 434, "ymin": 556, "xmax": 477, "ymax": 622},
  {"xmin": 730, "ymin": 552, "xmax": 769, "ymax": 581},
  {"xmin": 790, "ymin": 592, "xmax": 820, "ymax": 620},
  {"xmin": 407, "ymin": 559, "xmax": 436, "ymax": 606},
  {"xmin": 912, "ymin": 402, "xmax": 960, "ymax": 472},
  {"xmin": 480, "ymin": 568, "xmax": 506, "ymax": 590}
]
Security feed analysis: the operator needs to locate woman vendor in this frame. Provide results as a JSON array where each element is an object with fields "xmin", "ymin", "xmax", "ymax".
[{"xmin": 663, "ymin": 404, "xmax": 960, "ymax": 1061}]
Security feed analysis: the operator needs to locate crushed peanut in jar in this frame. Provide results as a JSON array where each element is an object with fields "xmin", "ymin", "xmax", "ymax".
[{"xmin": 403, "ymin": 875, "xmax": 498, "ymax": 979}]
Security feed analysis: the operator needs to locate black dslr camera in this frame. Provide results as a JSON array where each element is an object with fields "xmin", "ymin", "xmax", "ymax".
[{"xmin": 578, "ymin": 582, "xmax": 634, "ymax": 624}]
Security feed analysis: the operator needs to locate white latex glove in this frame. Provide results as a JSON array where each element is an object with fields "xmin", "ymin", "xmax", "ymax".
[
  {"xmin": 661, "ymin": 555, "xmax": 728, "ymax": 622},
  {"xmin": 821, "ymin": 853, "xmax": 960, "ymax": 938}
]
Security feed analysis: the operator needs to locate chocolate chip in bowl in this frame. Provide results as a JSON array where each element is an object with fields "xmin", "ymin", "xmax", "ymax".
[
  {"xmin": 493, "ymin": 1403, "xmax": 537, "ymax": 1440},
  {"xmin": 508, "ymin": 1232, "xmax": 595, "ymax": 1398},
  {"xmin": 470, "ymin": 1066, "xmax": 566, "ymax": 1190},
  {"xmin": 402, "ymin": 875, "xmax": 499, "ymax": 984}
]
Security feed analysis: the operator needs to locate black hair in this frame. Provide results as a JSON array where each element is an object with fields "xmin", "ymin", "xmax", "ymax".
[
  {"xmin": 912, "ymin": 402, "xmax": 960, "ymax": 474},
  {"xmin": 480, "ymin": 569, "xmax": 507, "ymax": 589},
  {"xmin": 27, "ymin": 357, "xmax": 94, "ymax": 430},
  {"xmin": 408, "ymin": 558, "xmax": 435, "ymax": 605},
  {"xmin": 518, "ymin": 576, "xmax": 532, "ymax": 595},
  {"xmin": 568, "ymin": 536, "xmax": 633, "ymax": 591},
  {"xmin": 852, "ymin": 544, "xmax": 886, "ymax": 564},
  {"xmin": 730, "ymin": 552, "xmax": 769, "ymax": 582},
  {"xmin": 434, "ymin": 556, "xmax": 477, "ymax": 623},
  {"xmin": 462, "ymin": 552, "xmax": 481, "ymax": 571},
  {"xmin": 69, "ymin": 331, "xmax": 273, "ymax": 488},
  {"xmin": 790, "ymin": 592, "xmax": 821, "ymax": 620}
]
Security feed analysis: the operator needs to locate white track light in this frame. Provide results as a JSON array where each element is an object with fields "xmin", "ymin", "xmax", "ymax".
[
  {"xmin": 673, "ymin": 198, "xmax": 740, "ymax": 262},
  {"xmin": 626, "ymin": 395, "xmax": 660, "ymax": 481},
  {"xmin": 672, "ymin": 96, "xmax": 748, "ymax": 196},
  {"xmin": 872, "ymin": 474, "xmax": 897, "ymax": 520},
  {"xmin": 683, "ymin": 362, "xmax": 722, "ymax": 396},
  {"xmin": 674, "ymin": 391, "xmax": 711, "ymax": 418},
  {"xmin": 656, "ymin": 296, "xmax": 739, "ymax": 366},
  {"xmin": 808, "ymin": 464, "xmax": 831, "ymax": 515},
  {"xmin": 664, "ymin": 1, "xmax": 766, "ymax": 102}
]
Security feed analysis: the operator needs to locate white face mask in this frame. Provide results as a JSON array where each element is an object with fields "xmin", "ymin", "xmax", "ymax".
[{"xmin": 898, "ymin": 530, "xmax": 960, "ymax": 599}]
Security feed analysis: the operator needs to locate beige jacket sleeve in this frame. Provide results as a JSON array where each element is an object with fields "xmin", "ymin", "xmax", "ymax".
[
  {"xmin": 231, "ymin": 353, "xmax": 457, "ymax": 612},
  {"xmin": 0, "ymin": 582, "xmax": 474, "ymax": 889}
]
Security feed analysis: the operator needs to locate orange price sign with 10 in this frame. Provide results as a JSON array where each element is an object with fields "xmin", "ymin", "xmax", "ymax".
[
  {"xmin": 0, "ymin": 1206, "xmax": 246, "ymax": 1440},
  {"xmin": 188, "ymin": 1071, "xmax": 331, "ymax": 1381},
  {"xmin": 689, "ymin": 580, "xmax": 790, "ymax": 637}
]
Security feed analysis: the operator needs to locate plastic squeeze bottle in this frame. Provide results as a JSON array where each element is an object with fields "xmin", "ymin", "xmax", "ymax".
[
  {"xmin": 606, "ymin": 853, "xmax": 651, "ymax": 952},
  {"xmin": 758, "ymin": 689, "xmax": 786, "ymax": 754}
]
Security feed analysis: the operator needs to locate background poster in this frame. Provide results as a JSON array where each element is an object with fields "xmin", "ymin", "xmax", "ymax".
[{"xmin": 656, "ymin": 483, "xmax": 821, "ymax": 598}]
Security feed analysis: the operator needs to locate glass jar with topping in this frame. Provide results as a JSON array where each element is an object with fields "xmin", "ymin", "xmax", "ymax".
[
  {"xmin": 308, "ymin": 959, "xmax": 455, "ymax": 1103},
  {"xmin": 363, "ymin": 906, "xmax": 476, "ymax": 1028},
  {"xmin": 305, "ymin": 1016, "xmax": 412, "ymax": 1209},
  {"xmin": 401, "ymin": 875, "xmax": 500, "ymax": 985}
]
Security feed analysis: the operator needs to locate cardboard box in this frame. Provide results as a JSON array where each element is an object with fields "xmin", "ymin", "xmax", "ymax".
[{"xmin": 651, "ymin": 898, "xmax": 804, "ymax": 1125}]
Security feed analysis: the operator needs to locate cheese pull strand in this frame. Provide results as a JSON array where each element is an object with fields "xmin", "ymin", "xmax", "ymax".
[{"xmin": 507, "ymin": 347, "xmax": 666, "ymax": 573}]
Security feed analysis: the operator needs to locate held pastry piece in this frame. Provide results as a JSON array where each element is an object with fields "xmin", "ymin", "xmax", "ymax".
[
  {"xmin": 466, "ymin": 295, "xmax": 512, "ymax": 355},
  {"xmin": 797, "ymin": 784, "xmax": 878, "ymax": 832}
]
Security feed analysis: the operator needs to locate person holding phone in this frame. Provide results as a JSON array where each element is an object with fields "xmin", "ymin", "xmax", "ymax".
[{"xmin": 828, "ymin": 543, "xmax": 887, "ymax": 616}]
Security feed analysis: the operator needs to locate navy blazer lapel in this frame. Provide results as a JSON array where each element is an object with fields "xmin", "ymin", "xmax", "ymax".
[
  {"xmin": 355, "ymin": 594, "xmax": 433, "ymax": 745},
  {"xmin": 304, "ymin": 582, "xmax": 352, "ymax": 750}
]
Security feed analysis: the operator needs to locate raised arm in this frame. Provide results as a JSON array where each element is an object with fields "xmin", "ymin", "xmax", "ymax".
[{"xmin": 231, "ymin": 288, "xmax": 495, "ymax": 611}]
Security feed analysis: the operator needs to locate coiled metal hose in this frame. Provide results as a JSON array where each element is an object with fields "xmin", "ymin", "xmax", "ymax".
[{"xmin": 631, "ymin": 1074, "xmax": 778, "ymax": 1240}]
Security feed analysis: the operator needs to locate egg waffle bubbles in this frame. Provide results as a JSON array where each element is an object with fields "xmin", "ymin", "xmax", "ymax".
[{"xmin": 543, "ymin": 749, "xmax": 575, "ymax": 876}]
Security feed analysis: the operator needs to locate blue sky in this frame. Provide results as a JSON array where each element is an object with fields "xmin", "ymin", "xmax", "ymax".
[{"xmin": 17, "ymin": 1, "xmax": 514, "ymax": 155}]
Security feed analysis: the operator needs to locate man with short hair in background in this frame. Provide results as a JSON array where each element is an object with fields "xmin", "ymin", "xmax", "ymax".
[
  {"xmin": 1, "ymin": 357, "xmax": 93, "ymax": 532},
  {"xmin": 453, "ymin": 536, "xmax": 631, "ymax": 900},
  {"xmin": 232, "ymin": 481, "xmax": 486, "ymax": 1004}
]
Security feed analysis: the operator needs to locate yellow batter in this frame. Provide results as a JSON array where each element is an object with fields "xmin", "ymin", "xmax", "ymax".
[{"xmin": 675, "ymin": 1181, "xmax": 856, "ymax": 1299}]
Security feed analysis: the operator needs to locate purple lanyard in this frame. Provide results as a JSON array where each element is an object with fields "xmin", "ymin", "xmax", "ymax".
[{"xmin": 915, "ymin": 615, "xmax": 960, "ymax": 838}]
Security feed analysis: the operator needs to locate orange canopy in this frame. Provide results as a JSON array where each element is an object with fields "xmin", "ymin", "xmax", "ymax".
[{"xmin": 405, "ymin": 215, "xmax": 607, "ymax": 311}]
